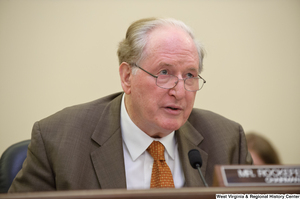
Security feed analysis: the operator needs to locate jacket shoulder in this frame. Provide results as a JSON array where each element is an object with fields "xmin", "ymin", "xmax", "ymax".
[
  {"xmin": 188, "ymin": 108, "xmax": 240, "ymax": 129},
  {"xmin": 39, "ymin": 92, "xmax": 123, "ymax": 124}
]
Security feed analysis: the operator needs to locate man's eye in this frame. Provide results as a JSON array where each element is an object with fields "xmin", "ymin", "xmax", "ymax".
[
  {"xmin": 159, "ymin": 70, "xmax": 168, "ymax": 75},
  {"xmin": 186, "ymin": 73, "xmax": 195, "ymax": 78}
]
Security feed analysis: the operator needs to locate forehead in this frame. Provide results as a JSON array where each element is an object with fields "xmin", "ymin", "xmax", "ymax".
[{"xmin": 143, "ymin": 25, "xmax": 199, "ymax": 67}]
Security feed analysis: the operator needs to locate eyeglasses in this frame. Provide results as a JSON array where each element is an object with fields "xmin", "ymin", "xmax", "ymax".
[{"xmin": 132, "ymin": 63, "xmax": 206, "ymax": 92}]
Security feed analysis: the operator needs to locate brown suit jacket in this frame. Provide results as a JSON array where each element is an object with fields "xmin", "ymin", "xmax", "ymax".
[{"xmin": 9, "ymin": 92, "xmax": 252, "ymax": 192}]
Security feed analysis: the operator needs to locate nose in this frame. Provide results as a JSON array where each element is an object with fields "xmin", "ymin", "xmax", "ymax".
[{"xmin": 169, "ymin": 78, "xmax": 186, "ymax": 99}]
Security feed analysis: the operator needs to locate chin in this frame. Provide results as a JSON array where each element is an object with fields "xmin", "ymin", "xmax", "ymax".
[{"xmin": 159, "ymin": 121, "xmax": 183, "ymax": 132}]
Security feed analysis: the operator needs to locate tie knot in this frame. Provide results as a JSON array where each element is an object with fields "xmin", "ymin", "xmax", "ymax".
[{"xmin": 147, "ymin": 141, "xmax": 165, "ymax": 161}]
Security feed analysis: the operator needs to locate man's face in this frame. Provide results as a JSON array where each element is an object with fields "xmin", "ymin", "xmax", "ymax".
[{"xmin": 124, "ymin": 26, "xmax": 199, "ymax": 138}]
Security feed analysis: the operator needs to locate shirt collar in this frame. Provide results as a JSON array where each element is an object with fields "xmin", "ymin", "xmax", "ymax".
[{"xmin": 120, "ymin": 94, "xmax": 176, "ymax": 161}]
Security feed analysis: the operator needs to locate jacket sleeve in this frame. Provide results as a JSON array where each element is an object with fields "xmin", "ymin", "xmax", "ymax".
[
  {"xmin": 238, "ymin": 124, "xmax": 253, "ymax": 165},
  {"xmin": 8, "ymin": 121, "xmax": 56, "ymax": 193}
]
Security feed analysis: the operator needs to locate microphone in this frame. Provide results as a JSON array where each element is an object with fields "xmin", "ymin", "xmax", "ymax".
[{"xmin": 188, "ymin": 149, "xmax": 208, "ymax": 187}]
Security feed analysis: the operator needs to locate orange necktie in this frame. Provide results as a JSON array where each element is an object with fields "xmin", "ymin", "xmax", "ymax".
[{"xmin": 147, "ymin": 141, "xmax": 175, "ymax": 188}]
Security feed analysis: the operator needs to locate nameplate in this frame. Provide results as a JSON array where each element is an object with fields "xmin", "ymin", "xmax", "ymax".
[{"xmin": 220, "ymin": 165, "xmax": 300, "ymax": 186}]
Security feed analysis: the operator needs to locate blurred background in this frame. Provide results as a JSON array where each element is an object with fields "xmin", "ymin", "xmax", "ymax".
[{"xmin": 0, "ymin": 0, "xmax": 299, "ymax": 164}]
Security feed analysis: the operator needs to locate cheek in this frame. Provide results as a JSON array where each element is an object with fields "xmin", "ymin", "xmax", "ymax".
[
  {"xmin": 187, "ymin": 93, "xmax": 196, "ymax": 108},
  {"xmin": 184, "ymin": 93, "xmax": 196, "ymax": 115},
  {"xmin": 131, "ymin": 77, "xmax": 160, "ymax": 110}
]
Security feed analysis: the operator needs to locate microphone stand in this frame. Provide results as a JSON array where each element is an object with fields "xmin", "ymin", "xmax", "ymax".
[{"xmin": 196, "ymin": 163, "xmax": 208, "ymax": 187}]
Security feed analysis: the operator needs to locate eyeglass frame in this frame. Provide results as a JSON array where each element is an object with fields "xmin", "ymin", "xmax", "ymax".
[{"xmin": 130, "ymin": 63, "xmax": 206, "ymax": 92}]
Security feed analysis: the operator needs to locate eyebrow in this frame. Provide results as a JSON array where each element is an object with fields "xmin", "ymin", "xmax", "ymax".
[
  {"xmin": 158, "ymin": 62, "xmax": 174, "ymax": 67},
  {"xmin": 158, "ymin": 62, "xmax": 199, "ymax": 73}
]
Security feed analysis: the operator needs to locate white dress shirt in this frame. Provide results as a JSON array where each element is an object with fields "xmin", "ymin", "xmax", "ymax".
[{"xmin": 120, "ymin": 94, "xmax": 185, "ymax": 189}]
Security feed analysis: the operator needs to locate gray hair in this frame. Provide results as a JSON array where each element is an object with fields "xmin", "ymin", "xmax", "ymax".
[{"xmin": 117, "ymin": 17, "xmax": 205, "ymax": 73}]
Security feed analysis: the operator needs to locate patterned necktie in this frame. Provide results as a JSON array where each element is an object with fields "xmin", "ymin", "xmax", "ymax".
[{"xmin": 147, "ymin": 141, "xmax": 175, "ymax": 188}]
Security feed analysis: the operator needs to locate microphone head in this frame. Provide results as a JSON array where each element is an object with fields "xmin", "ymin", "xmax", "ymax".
[{"xmin": 188, "ymin": 149, "xmax": 203, "ymax": 169}]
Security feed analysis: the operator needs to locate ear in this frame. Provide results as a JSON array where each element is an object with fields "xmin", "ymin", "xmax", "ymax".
[{"xmin": 119, "ymin": 62, "xmax": 132, "ymax": 94}]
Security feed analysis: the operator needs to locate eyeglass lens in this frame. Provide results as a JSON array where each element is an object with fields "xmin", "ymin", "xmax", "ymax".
[{"xmin": 156, "ymin": 75, "xmax": 203, "ymax": 91}]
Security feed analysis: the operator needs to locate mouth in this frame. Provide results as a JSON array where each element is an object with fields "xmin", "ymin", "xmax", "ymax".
[
  {"xmin": 167, "ymin": 106, "xmax": 180, "ymax": 110},
  {"xmin": 164, "ymin": 105, "xmax": 183, "ymax": 114}
]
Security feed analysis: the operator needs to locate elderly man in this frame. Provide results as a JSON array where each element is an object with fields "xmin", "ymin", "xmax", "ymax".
[{"xmin": 9, "ymin": 18, "xmax": 252, "ymax": 192}]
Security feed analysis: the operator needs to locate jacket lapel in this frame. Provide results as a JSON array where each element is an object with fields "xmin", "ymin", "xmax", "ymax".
[
  {"xmin": 176, "ymin": 121, "xmax": 208, "ymax": 187},
  {"xmin": 90, "ymin": 94, "xmax": 127, "ymax": 189}
]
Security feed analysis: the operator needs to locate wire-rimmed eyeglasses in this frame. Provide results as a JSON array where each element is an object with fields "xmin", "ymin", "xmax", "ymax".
[{"xmin": 131, "ymin": 63, "xmax": 206, "ymax": 92}]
